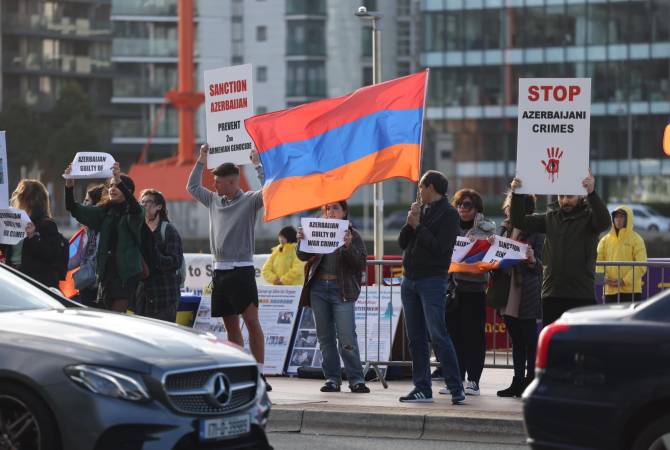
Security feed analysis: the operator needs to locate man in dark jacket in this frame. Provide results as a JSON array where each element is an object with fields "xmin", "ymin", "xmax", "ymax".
[
  {"xmin": 510, "ymin": 169, "xmax": 611, "ymax": 326},
  {"xmin": 398, "ymin": 170, "xmax": 465, "ymax": 405}
]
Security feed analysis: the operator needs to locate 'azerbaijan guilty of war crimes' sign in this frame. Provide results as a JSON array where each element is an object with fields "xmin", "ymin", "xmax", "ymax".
[
  {"xmin": 299, "ymin": 218, "xmax": 348, "ymax": 254},
  {"xmin": 64, "ymin": 152, "xmax": 116, "ymax": 179},
  {"xmin": 516, "ymin": 78, "xmax": 591, "ymax": 196},
  {"xmin": 482, "ymin": 235, "xmax": 528, "ymax": 264},
  {"xmin": 204, "ymin": 64, "xmax": 255, "ymax": 168},
  {"xmin": 0, "ymin": 208, "xmax": 31, "ymax": 245}
]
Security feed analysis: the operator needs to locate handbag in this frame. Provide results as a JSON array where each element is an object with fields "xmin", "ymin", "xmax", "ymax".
[
  {"xmin": 486, "ymin": 270, "xmax": 511, "ymax": 309},
  {"xmin": 73, "ymin": 262, "xmax": 97, "ymax": 290}
]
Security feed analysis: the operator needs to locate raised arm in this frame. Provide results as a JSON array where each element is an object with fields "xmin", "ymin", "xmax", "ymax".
[
  {"xmin": 187, "ymin": 144, "xmax": 215, "ymax": 207},
  {"xmin": 582, "ymin": 168, "xmax": 611, "ymax": 233},
  {"xmin": 509, "ymin": 178, "xmax": 546, "ymax": 233}
]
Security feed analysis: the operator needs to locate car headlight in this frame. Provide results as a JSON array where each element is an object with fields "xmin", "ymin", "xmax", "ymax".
[{"xmin": 64, "ymin": 365, "xmax": 150, "ymax": 402}]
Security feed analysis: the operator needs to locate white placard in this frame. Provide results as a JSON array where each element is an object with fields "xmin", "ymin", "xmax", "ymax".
[
  {"xmin": 287, "ymin": 287, "xmax": 403, "ymax": 374},
  {"xmin": 0, "ymin": 132, "xmax": 8, "ymax": 208},
  {"xmin": 482, "ymin": 235, "xmax": 528, "ymax": 264},
  {"xmin": 192, "ymin": 286, "xmax": 301, "ymax": 375},
  {"xmin": 516, "ymin": 78, "xmax": 591, "ymax": 195},
  {"xmin": 204, "ymin": 64, "xmax": 255, "ymax": 168},
  {"xmin": 0, "ymin": 208, "xmax": 31, "ymax": 245},
  {"xmin": 298, "ymin": 218, "xmax": 348, "ymax": 254},
  {"xmin": 451, "ymin": 236, "xmax": 475, "ymax": 262},
  {"xmin": 182, "ymin": 253, "xmax": 270, "ymax": 294},
  {"xmin": 64, "ymin": 152, "xmax": 116, "ymax": 179}
]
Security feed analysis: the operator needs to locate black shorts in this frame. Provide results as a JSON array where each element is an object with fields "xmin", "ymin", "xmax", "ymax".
[{"xmin": 211, "ymin": 266, "xmax": 259, "ymax": 317}]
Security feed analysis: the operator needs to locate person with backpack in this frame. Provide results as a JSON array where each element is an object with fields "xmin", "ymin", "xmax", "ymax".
[
  {"xmin": 134, "ymin": 189, "xmax": 184, "ymax": 322},
  {"xmin": 64, "ymin": 162, "xmax": 145, "ymax": 313},
  {"xmin": 3, "ymin": 179, "xmax": 66, "ymax": 288}
]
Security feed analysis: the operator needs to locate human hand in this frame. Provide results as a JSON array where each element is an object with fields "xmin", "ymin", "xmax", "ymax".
[
  {"xmin": 250, "ymin": 149, "xmax": 261, "ymax": 166},
  {"xmin": 25, "ymin": 222, "xmax": 36, "ymax": 239},
  {"xmin": 526, "ymin": 246, "xmax": 536, "ymax": 264},
  {"xmin": 511, "ymin": 177, "xmax": 522, "ymax": 191},
  {"xmin": 582, "ymin": 168, "xmax": 595, "ymax": 194},
  {"xmin": 112, "ymin": 162, "xmax": 121, "ymax": 183},
  {"xmin": 274, "ymin": 278, "xmax": 282, "ymax": 285},
  {"xmin": 63, "ymin": 164, "xmax": 74, "ymax": 188},
  {"xmin": 343, "ymin": 228, "xmax": 353, "ymax": 248},
  {"xmin": 407, "ymin": 211, "xmax": 420, "ymax": 229},
  {"xmin": 605, "ymin": 278, "xmax": 620, "ymax": 288},
  {"xmin": 487, "ymin": 235, "xmax": 496, "ymax": 245},
  {"xmin": 198, "ymin": 144, "xmax": 209, "ymax": 163}
]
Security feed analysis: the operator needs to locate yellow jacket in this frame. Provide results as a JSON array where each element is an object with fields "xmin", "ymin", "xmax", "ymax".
[
  {"xmin": 262, "ymin": 242, "xmax": 305, "ymax": 286},
  {"xmin": 597, "ymin": 205, "xmax": 647, "ymax": 295}
]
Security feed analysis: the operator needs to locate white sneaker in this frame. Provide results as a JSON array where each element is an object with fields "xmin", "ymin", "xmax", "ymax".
[
  {"xmin": 464, "ymin": 380, "xmax": 480, "ymax": 396},
  {"xmin": 438, "ymin": 386, "xmax": 449, "ymax": 395}
]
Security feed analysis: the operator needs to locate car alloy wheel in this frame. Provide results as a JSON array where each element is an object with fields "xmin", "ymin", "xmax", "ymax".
[{"xmin": 0, "ymin": 394, "xmax": 41, "ymax": 450}]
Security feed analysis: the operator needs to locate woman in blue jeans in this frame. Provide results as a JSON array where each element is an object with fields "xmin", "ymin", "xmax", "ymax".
[{"xmin": 297, "ymin": 201, "xmax": 370, "ymax": 394}]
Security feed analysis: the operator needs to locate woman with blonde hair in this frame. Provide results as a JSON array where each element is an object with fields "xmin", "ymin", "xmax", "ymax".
[{"xmin": 6, "ymin": 179, "xmax": 64, "ymax": 288}]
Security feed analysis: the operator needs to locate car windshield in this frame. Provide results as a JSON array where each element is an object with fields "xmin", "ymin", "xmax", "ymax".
[
  {"xmin": 0, "ymin": 266, "xmax": 66, "ymax": 312},
  {"xmin": 644, "ymin": 206, "xmax": 665, "ymax": 217}
]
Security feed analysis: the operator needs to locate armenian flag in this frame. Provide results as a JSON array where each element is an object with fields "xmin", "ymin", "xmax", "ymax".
[
  {"xmin": 245, "ymin": 70, "xmax": 428, "ymax": 221},
  {"xmin": 664, "ymin": 117, "xmax": 670, "ymax": 156}
]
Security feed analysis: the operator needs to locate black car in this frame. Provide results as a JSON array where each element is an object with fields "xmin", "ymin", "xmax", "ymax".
[{"xmin": 523, "ymin": 290, "xmax": 670, "ymax": 450}]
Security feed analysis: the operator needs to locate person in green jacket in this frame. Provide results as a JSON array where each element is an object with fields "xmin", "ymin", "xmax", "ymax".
[
  {"xmin": 510, "ymin": 169, "xmax": 611, "ymax": 327},
  {"xmin": 64, "ymin": 162, "xmax": 145, "ymax": 313}
]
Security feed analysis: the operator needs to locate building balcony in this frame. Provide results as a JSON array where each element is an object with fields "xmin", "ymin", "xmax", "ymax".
[
  {"xmin": 111, "ymin": 0, "xmax": 195, "ymax": 17},
  {"xmin": 2, "ymin": 51, "xmax": 112, "ymax": 76},
  {"xmin": 1, "ymin": 13, "xmax": 110, "ymax": 39},
  {"xmin": 112, "ymin": 37, "xmax": 189, "ymax": 58},
  {"xmin": 112, "ymin": 78, "xmax": 175, "ymax": 99},
  {"xmin": 286, "ymin": 0, "xmax": 326, "ymax": 16}
]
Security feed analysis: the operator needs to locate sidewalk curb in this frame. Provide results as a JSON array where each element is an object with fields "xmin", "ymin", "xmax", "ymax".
[{"xmin": 268, "ymin": 405, "xmax": 526, "ymax": 443}]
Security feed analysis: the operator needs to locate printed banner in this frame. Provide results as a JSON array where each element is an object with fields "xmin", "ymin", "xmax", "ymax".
[
  {"xmin": 204, "ymin": 64, "xmax": 255, "ymax": 168},
  {"xmin": 481, "ymin": 235, "xmax": 528, "ymax": 267},
  {"xmin": 0, "ymin": 208, "xmax": 31, "ymax": 245},
  {"xmin": 65, "ymin": 152, "xmax": 116, "ymax": 179},
  {"xmin": 298, "ymin": 218, "xmax": 348, "ymax": 254},
  {"xmin": 182, "ymin": 253, "xmax": 270, "ymax": 294},
  {"xmin": 287, "ymin": 287, "xmax": 402, "ymax": 374},
  {"xmin": 451, "ymin": 236, "xmax": 475, "ymax": 262},
  {"xmin": 193, "ymin": 286, "xmax": 301, "ymax": 375},
  {"xmin": 516, "ymin": 78, "xmax": 591, "ymax": 195},
  {"xmin": 0, "ymin": 132, "xmax": 8, "ymax": 208}
]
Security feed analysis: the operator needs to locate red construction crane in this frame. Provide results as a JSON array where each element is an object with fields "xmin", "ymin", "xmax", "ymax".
[{"xmin": 128, "ymin": 0, "xmax": 250, "ymax": 199}]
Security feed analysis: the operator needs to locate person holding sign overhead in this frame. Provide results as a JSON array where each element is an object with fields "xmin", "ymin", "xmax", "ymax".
[
  {"xmin": 64, "ymin": 162, "xmax": 145, "ymax": 313},
  {"xmin": 187, "ymin": 143, "xmax": 270, "ymax": 390},
  {"xmin": 3, "ymin": 179, "xmax": 65, "ymax": 288},
  {"xmin": 510, "ymin": 169, "xmax": 610, "ymax": 327},
  {"xmin": 296, "ymin": 201, "xmax": 370, "ymax": 394}
]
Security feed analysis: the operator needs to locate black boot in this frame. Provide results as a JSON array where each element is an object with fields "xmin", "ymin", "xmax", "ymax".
[
  {"xmin": 497, "ymin": 376, "xmax": 524, "ymax": 398},
  {"xmin": 522, "ymin": 375, "xmax": 534, "ymax": 392}
]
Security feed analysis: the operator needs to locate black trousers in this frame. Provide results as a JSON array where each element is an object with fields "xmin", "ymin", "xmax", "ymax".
[
  {"xmin": 446, "ymin": 290, "xmax": 486, "ymax": 384},
  {"xmin": 604, "ymin": 293, "xmax": 642, "ymax": 304},
  {"xmin": 504, "ymin": 316, "xmax": 538, "ymax": 380},
  {"xmin": 542, "ymin": 297, "xmax": 596, "ymax": 327}
]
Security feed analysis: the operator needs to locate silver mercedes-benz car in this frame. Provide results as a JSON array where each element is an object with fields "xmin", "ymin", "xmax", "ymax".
[{"xmin": 0, "ymin": 265, "xmax": 271, "ymax": 450}]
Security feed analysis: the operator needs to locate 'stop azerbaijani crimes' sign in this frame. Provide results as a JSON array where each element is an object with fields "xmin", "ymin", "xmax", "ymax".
[
  {"xmin": 516, "ymin": 78, "xmax": 591, "ymax": 196},
  {"xmin": 204, "ymin": 64, "xmax": 255, "ymax": 168}
]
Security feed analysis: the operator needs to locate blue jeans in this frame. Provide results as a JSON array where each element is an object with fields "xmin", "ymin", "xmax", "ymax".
[
  {"xmin": 401, "ymin": 276, "xmax": 462, "ymax": 393},
  {"xmin": 310, "ymin": 279, "xmax": 365, "ymax": 386}
]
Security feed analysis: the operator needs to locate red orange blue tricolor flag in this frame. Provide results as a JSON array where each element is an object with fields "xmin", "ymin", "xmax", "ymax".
[
  {"xmin": 244, "ymin": 70, "xmax": 429, "ymax": 221},
  {"xmin": 663, "ymin": 117, "xmax": 670, "ymax": 156}
]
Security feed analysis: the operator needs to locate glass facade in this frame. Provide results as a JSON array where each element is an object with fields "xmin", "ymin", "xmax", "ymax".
[
  {"xmin": 286, "ymin": 1, "xmax": 326, "ymax": 102},
  {"xmin": 421, "ymin": 0, "xmax": 670, "ymax": 204}
]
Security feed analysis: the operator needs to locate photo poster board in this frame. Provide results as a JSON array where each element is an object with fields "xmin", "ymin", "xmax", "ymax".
[
  {"xmin": 0, "ymin": 132, "xmax": 8, "ymax": 208},
  {"xmin": 516, "ymin": 78, "xmax": 591, "ymax": 195},
  {"xmin": 192, "ymin": 286, "xmax": 301, "ymax": 375},
  {"xmin": 287, "ymin": 286, "xmax": 403, "ymax": 374},
  {"xmin": 204, "ymin": 64, "xmax": 255, "ymax": 167},
  {"xmin": 298, "ymin": 217, "xmax": 348, "ymax": 254}
]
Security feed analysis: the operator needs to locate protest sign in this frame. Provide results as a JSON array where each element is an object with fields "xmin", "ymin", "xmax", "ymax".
[
  {"xmin": 287, "ymin": 286, "xmax": 402, "ymax": 374},
  {"xmin": 482, "ymin": 235, "xmax": 528, "ymax": 265},
  {"xmin": 516, "ymin": 78, "xmax": 591, "ymax": 195},
  {"xmin": 0, "ymin": 208, "xmax": 31, "ymax": 245},
  {"xmin": 204, "ymin": 64, "xmax": 254, "ymax": 168},
  {"xmin": 193, "ymin": 286, "xmax": 301, "ymax": 375},
  {"xmin": 451, "ymin": 236, "xmax": 475, "ymax": 262},
  {"xmin": 0, "ymin": 132, "xmax": 8, "ymax": 208},
  {"xmin": 182, "ymin": 253, "xmax": 270, "ymax": 294},
  {"xmin": 298, "ymin": 218, "xmax": 348, "ymax": 254},
  {"xmin": 64, "ymin": 152, "xmax": 115, "ymax": 179}
]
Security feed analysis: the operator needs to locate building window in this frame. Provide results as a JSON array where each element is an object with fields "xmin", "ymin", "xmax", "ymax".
[
  {"xmin": 232, "ymin": 55, "xmax": 243, "ymax": 64},
  {"xmin": 257, "ymin": 66, "xmax": 267, "ymax": 82},
  {"xmin": 287, "ymin": 20, "xmax": 326, "ymax": 56},
  {"xmin": 363, "ymin": 67, "xmax": 373, "ymax": 86},
  {"xmin": 397, "ymin": 21, "xmax": 410, "ymax": 56},
  {"xmin": 256, "ymin": 26, "xmax": 267, "ymax": 42},
  {"xmin": 287, "ymin": 0, "xmax": 326, "ymax": 15},
  {"xmin": 287, "ymin": 61, "xmax": 326, "ymax": 97},
  {"xmin": 256, "ymin": 106, "xmax": 267, "ymax": 114}
]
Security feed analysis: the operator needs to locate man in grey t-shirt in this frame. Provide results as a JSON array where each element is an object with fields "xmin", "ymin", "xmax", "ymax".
[{"xmin": 187, "ymin": 144, "xmax": 270, "ymax": 388}]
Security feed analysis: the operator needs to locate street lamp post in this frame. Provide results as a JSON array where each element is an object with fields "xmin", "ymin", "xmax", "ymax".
[{"xmin": 355, "ymin": 6, "xmax": 384, "ymax": 283}]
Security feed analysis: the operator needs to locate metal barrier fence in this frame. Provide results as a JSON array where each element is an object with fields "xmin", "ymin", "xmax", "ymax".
[{"xmin": 360, "ymin": 259, "xmax": 670, "ymax": 388}]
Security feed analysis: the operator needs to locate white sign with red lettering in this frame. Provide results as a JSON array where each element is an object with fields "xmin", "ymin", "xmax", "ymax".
[
  {"xmin": 516, "ymin": 78, "xmax": 591, "ymax": 195},
  {"xmin": 204, "ymin": 64, "xmax": 255, "ymax": 168}
]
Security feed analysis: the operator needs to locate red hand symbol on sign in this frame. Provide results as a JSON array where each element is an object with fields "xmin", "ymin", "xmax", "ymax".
[{"xmin": 541, "ymin": 147, "xmax": 563, "ymax": 183}]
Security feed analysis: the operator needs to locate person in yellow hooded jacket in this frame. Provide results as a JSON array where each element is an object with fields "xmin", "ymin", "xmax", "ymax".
[
  {"xmin": 597, "ymin": 205, "xmax": 647, "ymax": 303},
  {"xmin": 262, "ymin": 226, "xmax": 305, "ymax": 285}
]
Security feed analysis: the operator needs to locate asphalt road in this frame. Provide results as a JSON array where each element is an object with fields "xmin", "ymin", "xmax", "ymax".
[{"xmin": 268, "ymin": 432, "xmax": 529, "ymax": 450}]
